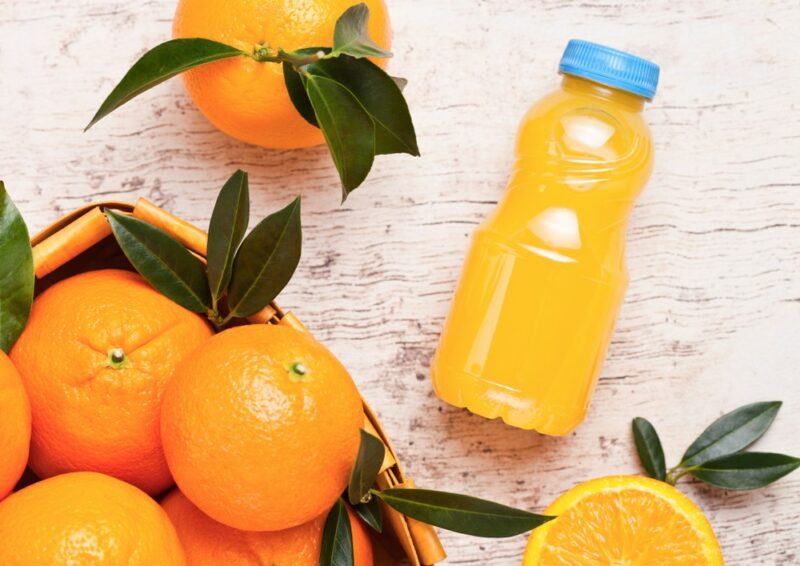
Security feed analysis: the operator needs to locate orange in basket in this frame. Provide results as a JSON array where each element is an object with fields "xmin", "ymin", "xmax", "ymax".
[
  {"xmin": 10, "ymin": 269, "xmax": 213, "ymax": 495},
  {"xmin": 161, "ymin": 324, "xmax": 364, "ymax": 531},
  {"xmin": 162, "ymin": 488, "xmax": 373, "ymax": 565},
  {"xmin": 0, "ymin": 351, "xmax": 30, "ymax": 501},
  {"xmin": 0, "ymin": 472, "xmax": 185, "ymax": 565}
]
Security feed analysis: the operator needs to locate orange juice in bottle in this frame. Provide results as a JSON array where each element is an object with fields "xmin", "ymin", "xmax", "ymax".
[{"xmin": 432, "ymin": 40, "xmax": 660, "ymax": 435}]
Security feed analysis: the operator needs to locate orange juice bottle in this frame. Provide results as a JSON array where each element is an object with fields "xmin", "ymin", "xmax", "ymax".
[{"xmin": 432, "ymin": 41, "xmax": 660, "ymax": 435}]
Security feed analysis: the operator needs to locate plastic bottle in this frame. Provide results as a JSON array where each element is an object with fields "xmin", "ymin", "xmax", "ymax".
[{"xmin": 431, "ymin": 40, "xmax": 660, "ymax": 435}]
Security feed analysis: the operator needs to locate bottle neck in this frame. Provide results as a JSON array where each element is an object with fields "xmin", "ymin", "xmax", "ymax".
[{"xmin": 561, "ymin": 75, "xmax": 646, "ymax": 112}]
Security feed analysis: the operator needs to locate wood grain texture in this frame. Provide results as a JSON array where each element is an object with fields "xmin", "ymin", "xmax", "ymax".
[{"xmin": 2, "ymin": 0, "xmax": 799, "ymax": 563}]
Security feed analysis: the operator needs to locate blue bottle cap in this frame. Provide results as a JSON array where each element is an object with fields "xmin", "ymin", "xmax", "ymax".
[{"xmin": 559, "ymin": 40, "xmax": 660, "ymax": 100}]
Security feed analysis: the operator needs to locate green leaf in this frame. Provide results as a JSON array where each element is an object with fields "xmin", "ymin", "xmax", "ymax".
[
  {"xmin": 284, "ymin": 62, "xmax": 318, "ymax": 127},
  {"xmin": 303, "ymin": 73, "xmax": 375, "ymax": 198},
  {"xmin": 226, "ymin": 197, "xmax": 301, "ymax": 318},
  {"xmin": 282, "ymin": 47, "xmax": 329, "ymax": 127},
  {"xmin": 375, "ymin": 488, "xmax": 554, "ymax": 538},
  {"xmin": 691, "ymin": 452, "xmax": 800, "ymax": 490},
  {"xmin": 319, "ymin": 499, "xmax": 354, "ymax": 566},
  {"xmin": 353, "ymin": 497, "xmax": 382, "ymax": 533},
  {"xmin": 0, "ymin": 183, "xmax": 33, "ymax": 353},
  {"xmin": 86, "ymin": 38, "xmax": 243, "ymax": 130},
  {"xmin": 348, "ymin": 430, "xmax": 386, "ymax": 505},
  {"xmin": 106, "ymin": 209, "xmax": 211, "ymax": 313},
  {"xmin": 632, "ymin": 417, "xmax": 666, "ymax": 481},
  {"xmin": 681, "ymin": 401, "xmax": 782, "ymax": 467},
  {"xmin": 207, "ymin": 170, "xmax": 249, "ymax": 305},
  {"xmin": 308, "ymin": 56, "xmax": 418, "ymax": 156},
  {"xmin": 332, "ymin": 3, "xmax": 392, "ymax": 59}
]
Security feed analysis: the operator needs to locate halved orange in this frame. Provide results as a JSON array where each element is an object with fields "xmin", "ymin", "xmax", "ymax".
[{"xmin": 523, "ymin": 476, "xmax": 723, "ymax": 565}]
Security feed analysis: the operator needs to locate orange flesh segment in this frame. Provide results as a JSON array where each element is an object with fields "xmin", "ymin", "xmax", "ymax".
[
  {"xmin": 542, "ymin": 489, "xmax": 707, "ymax": 565},
  {"xmin": 525, "ymin": 476, "xmax": 723, "ymax": 566}
]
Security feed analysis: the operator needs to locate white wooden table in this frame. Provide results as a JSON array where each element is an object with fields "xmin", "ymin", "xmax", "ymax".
[{"xmin": 2, "ymin": 1, "xmax": 799, "ymax": 563}]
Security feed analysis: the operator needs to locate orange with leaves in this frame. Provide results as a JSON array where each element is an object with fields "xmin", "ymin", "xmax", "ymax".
[
  {"xmin": 173, "ymin": 0, "xmax": 391, "ymax": 149},
  {"xmin": 161, "ymin": 324, "xmax": 364, "ymax": 531},
  {"xmin": 10, "ymin": 269, "xmax": 213, "ymax": 495},
  {"xmin": 162, "ymin": 489, "xmax": 373, "ymax": 565}
]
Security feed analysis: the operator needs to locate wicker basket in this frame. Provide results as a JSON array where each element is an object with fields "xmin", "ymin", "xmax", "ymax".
[{"xmin": 30, "ymin": 198, "xmax": 446, "ymax": 566}]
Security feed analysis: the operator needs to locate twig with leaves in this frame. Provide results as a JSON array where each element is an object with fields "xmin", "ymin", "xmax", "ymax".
[
  {"xmin": 633, "ymin": 401, "xmax": 800, "ymax": 490},
  {"xmin": 106, "ymin": 170, "xmax": 301, "ymax": 329},
  {"xmin": 321, "ymin": 429, "xmax": 554, "ymax": 566}
]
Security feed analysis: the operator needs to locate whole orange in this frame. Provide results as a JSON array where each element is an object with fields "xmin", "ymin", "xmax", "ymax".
[
  {"xmin": 0, "ymin": 472, "xmax": 185, "ymax": 565},
  {"xmin": 0, "ymin": 351, "xmax": 30, "ymax": 500},
  {"xmin": 162, "ymin": 489, "xmax": 373, "ymax": 565},
  {"xmin": 173, "ymin": 0, "xmax": 391, "ymax": 149},
  {"xmin": 10, "ymin": 269, "xmax": 213, "ymax": 495},
  {"xmin": 161, "ymin": 324, "xmax": 364, "ymax": 531}
]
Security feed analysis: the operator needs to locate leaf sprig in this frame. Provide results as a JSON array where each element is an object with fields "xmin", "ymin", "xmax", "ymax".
[
  {"xmin": 633, "ymin": 401, "xmax": 800, "ymax": 490},
  {"xmin": 320, "ymin": 428, "xmax": 554, "ymax": 566},
  {"xmin": 86, "ymin": 3, "xmax": 418, "ymax": 199},
  {"xmin": 107, "ymin": 169, "xmax": 301, "ymax": 329}
]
